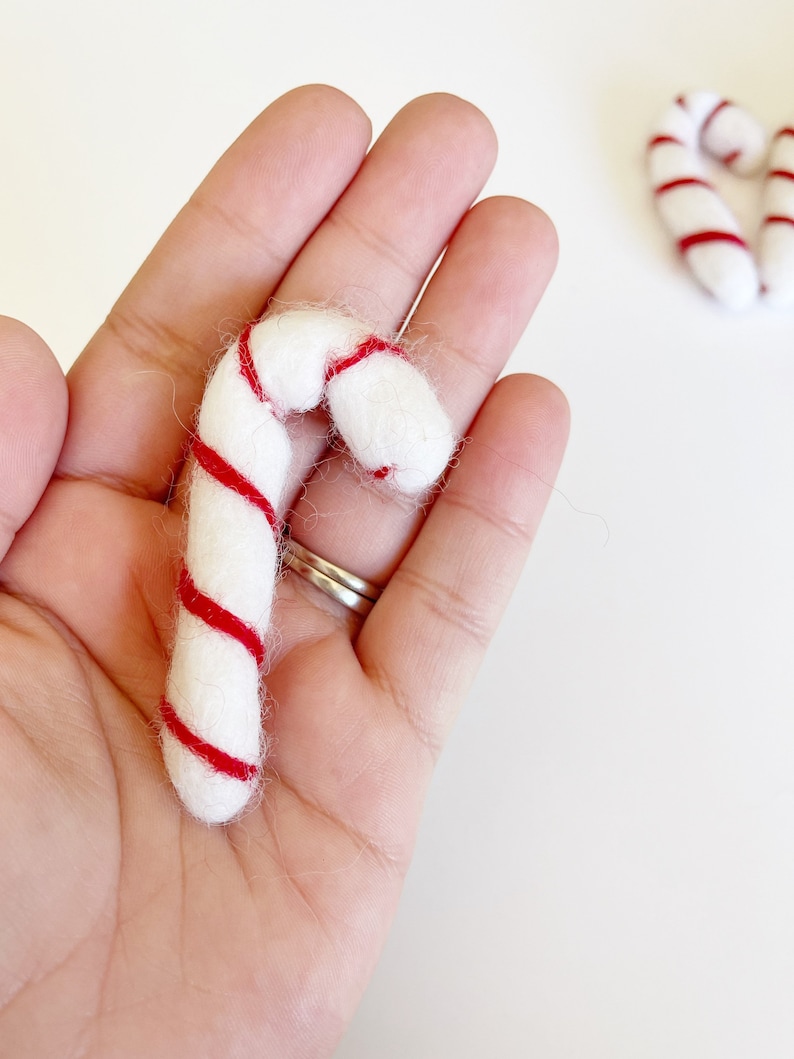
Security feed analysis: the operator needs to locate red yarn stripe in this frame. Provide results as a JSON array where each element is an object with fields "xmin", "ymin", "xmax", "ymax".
[
  {"xmin": 654, "ymin": 176, "xmax": 713, "ymax": 195},
  {"xmin": 702, "ymin": 98, "xmax": 731, "ymax": 135},
  {"xmin": 178, "ymin": 567, "xmax": 266, "ymax": 668},
  {"xmin": 648, "ymin": 135, "xmax": 684, "ymax": 149},
  {"xmin": 763, "ymin": 215, "xmax": 794, "ymax": 228},
  {"xmin": 159, "ymin": 699, "xmax": 259, "ymax": 783},
  {"xmin": 678, "ymin": 231, "xmax": 748, "ymax": 253},
  {"xmin": 768, "ymin": 169, "xmax": 794, "ymax": 183},
  {"xmin": 192, "ymin": 436, "xmax": 280, "ymax": 536},
  {"xmin": 325, "ymin": 335, "xmax": 406, "ymax": 382},
  {"xmin": 699, "ymin": 100, "xmax": 743, "ymax": 166},
  {"xmin": 237, "ymin": 322, "xmax": 268, "ymax": 402}
]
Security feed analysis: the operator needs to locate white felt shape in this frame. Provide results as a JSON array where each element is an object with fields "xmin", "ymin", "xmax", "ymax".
[
  {"xmin": 162, "ymin": 607, "xmax": 262, "ymax": 825},
  {"xmin": 758, "ymin": 127, "xmax": 794, "ymax": 308},
  {"xmin": 682, "ymin": 91, "xmax": 767, "ymax": 176},
  {"xmin": 649, "ymin": 93, "xmax": 768, "ymax": 310},
  {"xmin": 249, "ymin": 308, "xmax": 372, "ymax": 413},
  {"xmin": 160, "ymin": 308, "xmax": 456, "ymax": 825},
  {"xmin": 326, "ymin": 351, "xmax": 455, "ymax": 497}
]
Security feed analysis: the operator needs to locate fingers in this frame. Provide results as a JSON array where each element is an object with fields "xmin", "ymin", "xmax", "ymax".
[
  {"xmin": 406, "ymin": 196, "xmax": 558, "ymax": 428},
  {"xmin": 285, "ymin": 196, "xmax": 559, "ymax": 589},
  {"xmin": 261, "ymin": 374, "xmax": 568, "ymax": 858},
  {"xmin": 178, "ymin": 93, "xmax": 501, "ymax": 525},
  {"xmin": 360, "ymin": 372, "xmax": 570, "ymax": 751},
  {"xmin": 273, "ymin": 92, "xmax": 498, "ymax": 329},
  {"xmin": 0, "ymin": 318, "xmax": 68, "ymax": 563},
  {"xmin": 267, "ymin": 93, "xmax": 500, "ymax": 510},
  {"xmin": 58, "ymin": 89, "xmax": 498, "ymax": 507},
  {"xmin": 57, "ymin": 85, "xmax": 372, "ymax": 500}
]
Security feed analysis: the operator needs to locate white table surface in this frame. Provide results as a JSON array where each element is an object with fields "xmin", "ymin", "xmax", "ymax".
[{"xmin": 4, "ymin": 1, "xmax": 794, "ymax": 1055}]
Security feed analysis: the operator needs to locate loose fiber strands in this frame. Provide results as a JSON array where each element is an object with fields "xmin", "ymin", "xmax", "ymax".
[
  {"xmin": 648, "ymin": 92, "xmax": 768, "ymax": 309},
  {"xmin": 160, "ymin": 307, "xmax": 456, "ymax": 825}
]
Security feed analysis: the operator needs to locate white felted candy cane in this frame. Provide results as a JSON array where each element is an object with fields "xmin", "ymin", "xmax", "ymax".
[
  {"xmin": 759, "ymin": 125, "xmax": 794, "ymax": 308},
  {"xmin": 648, "ymin": 92, "xmax": 768, "ymax": 309},
  {"xmin": 159, "ymin": 307, "xmax": 455, "ymax": 825}
]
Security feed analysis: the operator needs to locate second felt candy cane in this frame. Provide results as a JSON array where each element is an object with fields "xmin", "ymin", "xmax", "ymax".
[
  {"xmin": 759, "ymin": 125, "xmax": 794, "ymax": 308},
  {"xmin": 648, "ymin": 92, "xmax": 768, "ymax": 309}
]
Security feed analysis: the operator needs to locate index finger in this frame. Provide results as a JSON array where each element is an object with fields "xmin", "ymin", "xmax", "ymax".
[{"xmin": 57, "ymin": 85, "xmax": 372, "ymax": 500}]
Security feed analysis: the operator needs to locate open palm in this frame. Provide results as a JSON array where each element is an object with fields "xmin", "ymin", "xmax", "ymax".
[{"xmin": 0, "ymin": 87, "xmax": 568, "ymax": 1057}]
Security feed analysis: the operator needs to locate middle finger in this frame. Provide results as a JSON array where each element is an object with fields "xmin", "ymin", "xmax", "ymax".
[
  {"xmin": 273, "ymin": 92, "xmax": 498, "ymax": 331},
  {"xmin": 283, "ymin": 193, "xmax": 558, "ymax": 599}
]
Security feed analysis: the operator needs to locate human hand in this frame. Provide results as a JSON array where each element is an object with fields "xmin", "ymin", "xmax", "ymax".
[{"xmin": 0, "ymin": 86, "xmax": 568, "ymax": 1056}]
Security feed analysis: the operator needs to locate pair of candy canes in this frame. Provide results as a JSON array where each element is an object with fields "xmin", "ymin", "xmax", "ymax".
[
  {"xmin": 160, "ymin": 93, "xmax": 788, "ymax": 828},
  {"xmin": 649, "ymin": 91, "xmax": 794, "ymax": 309}
]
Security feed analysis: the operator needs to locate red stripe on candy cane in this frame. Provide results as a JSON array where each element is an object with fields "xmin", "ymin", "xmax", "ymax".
[
  {"xmin": 654, "ymin": 176, "xmax": 714, "ymax": 195},
  {"xmin": 678, "ymin": 231, "xmax": 749, "ymax": 253},
  {"xmin": 701, "ymin": 98, "xmax": 732, "ymax": 135},
  {"xmin": 237, "ymin": 322, "xmax": 264, "ymax": 399},
  {"xmin": 159, "ymin": 699, "xmax": 259, "ymax": 782},
  {"xmin": 177, "ymin": 567, "xmax": 266, "ymax": 668},
  {"xmin": 695, "ymin": 98, "xmax": 744, "ymax": 167},
  {"xmin": 325, "ymin": 334, "xmax": 407, "ymax": 382},
  {"xmin": 673, "ymin": 94, "xmax": 743, "ymax": 169},
  {"xmin": 237, "ymin": 322, "xmax": 282, "ymax": 416},
  {"xmin": 192, "ymin": 436, "xmax": 281, "ymax": 536},
  {"xmin": 763, "ymin": 215, "xmax": 794, "ymax": 228},
  {"xmin": 648, "ymin": 135, "xmax": 684, "ymax": 149},
  {"xmin": 767, "ymin": 169, "xmax": 794, "ymax": 183}
]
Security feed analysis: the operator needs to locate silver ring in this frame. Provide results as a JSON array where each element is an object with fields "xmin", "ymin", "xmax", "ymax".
[{"xmin": 282, "ymin": 533, "xmax": 383, "ymax": 616}]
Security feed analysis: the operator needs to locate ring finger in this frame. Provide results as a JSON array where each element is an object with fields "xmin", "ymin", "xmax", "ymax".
[{"xmin": 281, "ymin": 193, "xmax": 558, "ymax": 620}]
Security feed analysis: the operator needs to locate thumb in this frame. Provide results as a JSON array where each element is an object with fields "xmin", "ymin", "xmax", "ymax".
[{"xmin": 0, "ymin": 317, "xmax": 68, "ymax": 563}]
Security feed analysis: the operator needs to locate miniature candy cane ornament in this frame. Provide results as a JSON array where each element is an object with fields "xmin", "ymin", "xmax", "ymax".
[
  {"xmin": 758, "ymin": 125, "xmax": 794, "ymax": 308},
  {"xmin": 648, "ymin": 92, "xmax": 768, "ymax": 309},
  {"xmin": 159, "ymin": 307, "xmax": 456, "ymax": 825}
]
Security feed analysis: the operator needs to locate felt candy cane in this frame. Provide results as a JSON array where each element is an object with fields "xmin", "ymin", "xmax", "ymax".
[
  {"xmin": 759, "ymin": 125, "xmax": 794, "ymax": 308},
  {"xmin": 159, "ymin": 307, "xmax": 456, "ymax": 825},
  {"xmin": 648, "ymin": 92, "xmax": 768, "ymax": 309}
]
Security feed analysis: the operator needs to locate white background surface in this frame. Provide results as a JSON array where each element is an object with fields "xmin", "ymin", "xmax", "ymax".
[{"xmin": 4, "ymin": 1, "xmax": 794, "ymax": 1056}]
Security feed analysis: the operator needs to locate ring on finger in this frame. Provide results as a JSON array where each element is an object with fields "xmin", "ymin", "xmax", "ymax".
[{"xmin": 281, "ymin": 531, "xmax": 382, "ymax": 616}]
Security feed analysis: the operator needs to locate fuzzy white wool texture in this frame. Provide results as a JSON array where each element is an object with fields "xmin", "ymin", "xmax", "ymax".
[
  {"xmin": 649, "ymin": 92, "xmax": 768, "ymax": 310},
  {"xmin": 161, "ymin": 307, "xmax": 456, "ymax": 825}
]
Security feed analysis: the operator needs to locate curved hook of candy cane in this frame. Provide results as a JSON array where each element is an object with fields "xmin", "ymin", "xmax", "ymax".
[
  {"xmin": 648, "ymin": 92, "xmax": 768, "ymax": 309},
  {"xmin": 325, "ymin": 335, "xmax": 455, "ymax": 497},
  {"xmin": 159, "ymin": 308, "xmax": 456, "ymax": 825},
  {"xmin": 758, "ymin": 125, "xmax": 794, "ymax": 308}
]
